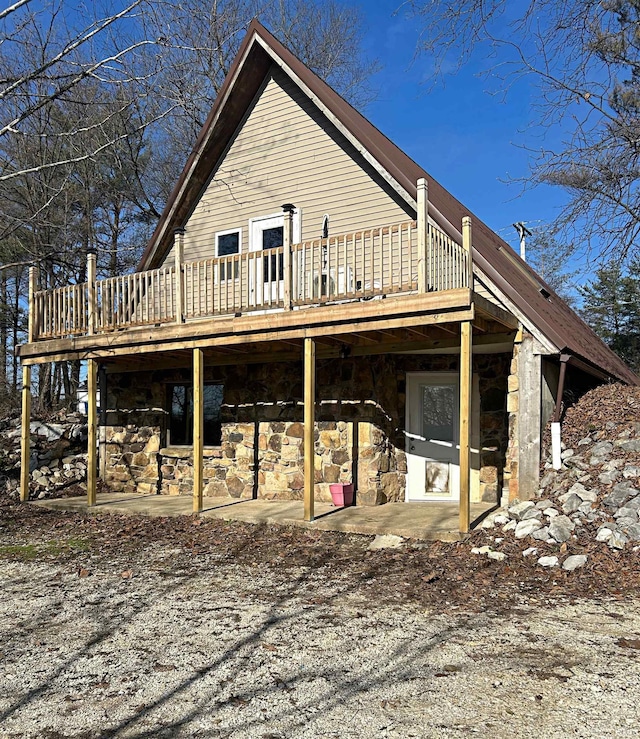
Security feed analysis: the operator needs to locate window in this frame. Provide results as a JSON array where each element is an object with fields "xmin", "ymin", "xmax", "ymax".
[
  {"xmin": 262, "ymin": 225, "xmax": 284, "ymax": 281},
  {"xmin": 215, "ymin": 229, "xmax": 241, "ymax": 280},
  {"xmin": 168, "ymin": 383, "xmax": 223, "ymax": 446}
]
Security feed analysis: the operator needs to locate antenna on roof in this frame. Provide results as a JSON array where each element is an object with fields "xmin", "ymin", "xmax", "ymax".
[{"xmin": 513, "ymin": 222, "xmax": 532, "ymax": 262}]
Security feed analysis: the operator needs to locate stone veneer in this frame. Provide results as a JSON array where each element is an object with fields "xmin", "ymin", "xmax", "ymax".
[
  {"xmin": 504, "ymin": 341, "xmax": 520, "ymax": 503},
  {"xmin": 103, "ymin": 351, "xmax": 511, "ymax": 505}
]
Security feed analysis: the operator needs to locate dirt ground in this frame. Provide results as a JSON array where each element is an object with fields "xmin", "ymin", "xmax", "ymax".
[{"xmin": 1, "ymin": 496, "xmax": 640, "ymax": 738}]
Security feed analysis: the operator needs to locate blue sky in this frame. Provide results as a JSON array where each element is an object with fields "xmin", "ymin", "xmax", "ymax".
[{"xmin": 359, "ymin": 1, "xmax": 567, "ymax": 255}]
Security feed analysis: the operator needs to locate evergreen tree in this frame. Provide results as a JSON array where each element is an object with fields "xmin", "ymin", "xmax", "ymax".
[{"xmin": 581, "ymin": 261, "xmax": 640, "ymax": 371}]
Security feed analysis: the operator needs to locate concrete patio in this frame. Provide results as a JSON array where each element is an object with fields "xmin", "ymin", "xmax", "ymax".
[{"xmin": 32, "ymin": 494, "xmax": 496, "ymax": 541}]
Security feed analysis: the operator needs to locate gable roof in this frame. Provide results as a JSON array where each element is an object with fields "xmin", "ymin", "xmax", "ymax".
[{"xmin": 139, "ymin": 19, "xmax": 637, "ymax": 386}]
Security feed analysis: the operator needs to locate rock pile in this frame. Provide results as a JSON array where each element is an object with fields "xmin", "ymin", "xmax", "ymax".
[
  {"xmin": 478, "ymin": 383, "xmax": 640, "ymax": 568},
  {"xmin": 0, "ymin": 412, "xmax": 88, "ymax": 499}
]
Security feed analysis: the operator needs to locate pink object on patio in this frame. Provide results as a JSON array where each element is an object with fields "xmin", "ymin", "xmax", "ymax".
[{"xmin": 329, "ymin": 483, "xmax": 354, "ymax": 507}]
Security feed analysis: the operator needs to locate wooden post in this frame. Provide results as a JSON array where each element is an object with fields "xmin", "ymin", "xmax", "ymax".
[
  {"xmin": 19, "ymin": 365, "xmax": 31, "ymax": 502},
  {"xmin": 193, "ymin": 347, "xmax": 204, "ymax": 514},
  {"xmin": 87, "ymin": 251, "xmax": 96, "ymax": 335},
  {"xmin": 459, "ymin": 214, "xmax": 473, "ymax": 534},
  {"xmin": 416, "ymin": 178, "xmax": 428, "ymax": 292},
  {"xmin": 174, "ymin": 229, "xmax": 185, "ymax": 323},
  {"xmin": 304, "ymin": 337, "xmax": 315, "ymax": 522},
  {"xmin": 98, "ymin": 365, "xmax": 107, "ymax": 482},
  {"xmin": 87, "ymin": 358, "xmax": 98, "ymax": 506},
  {"xmin": 462, "ymin": 215, "xmax": 473, "ymax": 288},
  {"xmin": 459, "ymin": 321, "xmax": 472, "ymax": 534},
  {"xmin": 28, "ymin": 266, "xmax": 38, "ymax": 342},
  {"xmin": 282, "ymin": 204, "xmax": 295, "ymax": 310}
]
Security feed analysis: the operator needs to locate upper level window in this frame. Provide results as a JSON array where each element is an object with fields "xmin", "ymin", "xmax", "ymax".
[
  {"xmin": 216, "ymin": 228, "xmax": 241, "ymax": 256},
  {"xmin": 215, "ymin": 228, "xmax": 241, "ymax": 280}
]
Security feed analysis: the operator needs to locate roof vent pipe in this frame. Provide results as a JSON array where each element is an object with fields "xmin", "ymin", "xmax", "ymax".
[{"xmin": 513, "ymin": 222, "xmax": 532, "ymax": 261}]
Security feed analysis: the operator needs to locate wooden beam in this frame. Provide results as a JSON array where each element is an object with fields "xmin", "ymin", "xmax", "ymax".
[
  {"xmin": 20, "ymin": 294, "xmax": 475, "ymax": 365},
  {"xmin": 304, "ymin": 338, "xmax": 315, "ymax": 522},
  {"xmin": 87, "ymin": 358, "xmax": 98, "ymax": 506},
  {"xmin": 19, "ymin": 365, "xmax": 31, "ymax": 502},
  {"xmin": 473, "ymin": 294, "xmax": 519, "ymax": 330},
  {"xmin": 193, "ymin": 347, "xmax": 204, "ymax": 514}
]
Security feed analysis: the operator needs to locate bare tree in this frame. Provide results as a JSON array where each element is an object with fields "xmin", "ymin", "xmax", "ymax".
[
  {"xmin": 0, "ymin": 0, "xmax": 379, "ymax": 411},
  {"xmin": 407, "ymin": 0, "xmax": 640, "ymax": 263}
]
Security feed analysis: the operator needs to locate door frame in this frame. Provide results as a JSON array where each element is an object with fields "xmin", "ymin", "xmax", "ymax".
[
  {"xmin": 404, "ymin": 370, "xmax": 481, "ymax": 503},
  {"xmin": 248, "ymin": 210, "xmax": 301, "ymax": 304},
  {"xmin": 405, "ymin": 372, "xmax": 460, "ymax": 502}
]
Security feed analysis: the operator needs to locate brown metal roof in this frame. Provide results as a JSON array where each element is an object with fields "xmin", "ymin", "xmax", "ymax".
[{"xmin": 138, "ymin": 20, "xmax": 637, "ymax": 386}]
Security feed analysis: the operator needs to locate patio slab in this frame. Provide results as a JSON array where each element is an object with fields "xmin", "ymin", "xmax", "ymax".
[{"xmin": 32, "ymin": 494, "xmax": 496, "ymax": 541}]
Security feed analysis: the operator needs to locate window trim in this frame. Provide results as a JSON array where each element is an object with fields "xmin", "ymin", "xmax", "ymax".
[
  {"xmin": 248, "ymin": 209, "xmax": 301, "ymax": 251},
  {"xmin": 215, "ymin": 227, "xmax": 242, "ymax": 257}
]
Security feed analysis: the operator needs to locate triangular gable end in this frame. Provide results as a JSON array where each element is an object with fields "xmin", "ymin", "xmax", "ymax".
[
  {"xmin": 139, "ymin": 19, "xmax": 637, "ymax": 386},
  {"xmin": 164, "ymin": 65, "xmax": 413, "ymax": 265}
]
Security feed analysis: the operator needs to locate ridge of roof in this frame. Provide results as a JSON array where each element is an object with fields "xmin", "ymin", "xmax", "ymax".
[{"xmin": 137, "ymin": 19, "xmax": 637, "ymax": 386}]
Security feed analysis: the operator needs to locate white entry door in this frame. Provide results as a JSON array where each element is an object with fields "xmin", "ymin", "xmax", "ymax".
[
  {"xmin": 249, "ymin": 211, "xmax": 301, "ymax": 305},
  {"xmin": 405, "ymin": 373, "xmax": 460, "ymax": 501},
  {"xmin": 250, "ymin": 214, "xmax": 284, "ymax": 305}
]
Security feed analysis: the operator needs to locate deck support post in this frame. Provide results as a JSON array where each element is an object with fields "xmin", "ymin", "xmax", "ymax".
[
  {"xmin": 19, "ymin": 365, "xmax": 31, "ymax": 502},
  {"xmin": 304, "ymin": 337, "xmax": 316, "ymax": 522},
  {"xmin": 87, "ymin": 358, "xmax": 98, "ymax": 506},
  {"xmin": 193, "ymin": 347, "xmax": 204, "ymax": 514},
  {"xmin": 87, "ymin": 251, "xmax": 96, "ymax": 335},
  {"xmin": 174, "ymin": 229, "xmax": 185, "ymax": 323},
  {"xmin": 98, "ymin": 365, "xmax": 107, "ymax": 482},
  {"xmin": 417, "ymin": 178, "xmax": 429, "ymax": 293},
  {"xmin": 282, "ymin": 204, "xmax": 295, "ymax": 310},
  {"xmin": 459, "ymin": 215, "xmax": 473, "ymax": 534},
  {"xmin": 459, "ymin": 321, "xmax": 472, "ymax": 533}
]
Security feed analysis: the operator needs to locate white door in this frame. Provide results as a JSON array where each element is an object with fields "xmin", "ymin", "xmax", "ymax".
[
  {"xmin": 405, "ymin": 373, "xmax": 460, "ymax": 501},
  {"xmin": 249, "ymin": 214, "xmax": 284, "ymax": 305}
]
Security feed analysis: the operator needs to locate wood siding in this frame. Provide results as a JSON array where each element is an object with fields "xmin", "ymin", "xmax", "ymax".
[{"xmin": 163, "ymin": 66, "xmax": 412, "ymax": 265}]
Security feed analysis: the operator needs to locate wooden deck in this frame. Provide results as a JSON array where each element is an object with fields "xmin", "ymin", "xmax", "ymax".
[{"xmin": 21, "ymin": 218, "xmax": 473, "ymax": 363}]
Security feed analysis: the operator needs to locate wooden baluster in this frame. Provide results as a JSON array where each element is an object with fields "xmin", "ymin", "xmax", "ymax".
[
  {"xmin": 369, "ymin": 230, "xmax": 375, "ymax": 294},
  {"xmin": 341, "ymin": 235, "xmax": 347, "ymax": 296}
]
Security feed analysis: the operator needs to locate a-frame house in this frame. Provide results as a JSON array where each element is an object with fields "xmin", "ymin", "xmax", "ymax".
[{"xmin": 18, "ymin": 20, "xmax": 637, "ymax": 532}]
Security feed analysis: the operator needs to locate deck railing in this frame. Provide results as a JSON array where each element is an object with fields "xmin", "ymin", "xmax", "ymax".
[{"xmin": 29, "ymin": 214, "xmax": 471, "ymax": 342}]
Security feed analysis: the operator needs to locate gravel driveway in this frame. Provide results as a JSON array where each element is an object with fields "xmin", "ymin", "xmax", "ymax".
[{"xmin": 1, "ymin": 548, "xmax": 639, "ymax": 739}]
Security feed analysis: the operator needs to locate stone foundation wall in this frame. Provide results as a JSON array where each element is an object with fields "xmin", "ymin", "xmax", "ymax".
[{"xmin": 102, "ymin": 350, "xmax": 511, "ymax": 505}]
